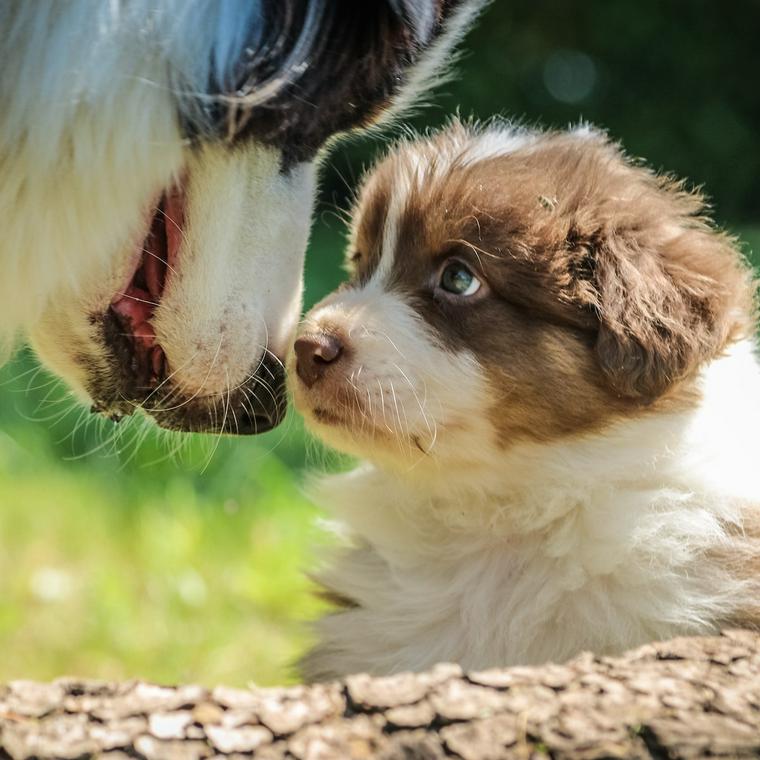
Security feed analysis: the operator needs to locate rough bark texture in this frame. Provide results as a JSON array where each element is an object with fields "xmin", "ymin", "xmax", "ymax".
[{"xmin": 1, "ymin": 630, "xmax": 759, "ymax": 760}]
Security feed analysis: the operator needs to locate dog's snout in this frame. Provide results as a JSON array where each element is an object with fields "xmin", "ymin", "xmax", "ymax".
[{"xmin": 295, "ymin": 332, "xmax": 345, "ymax": 388}]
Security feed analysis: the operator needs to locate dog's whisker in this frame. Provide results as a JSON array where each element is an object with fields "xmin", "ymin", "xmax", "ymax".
[
  {"xmin": 134, "ymin": 334, "xmax": 224, "ymax": 415},
  {"xmin": 388, "ymin": 380, "xmax": 404, "ymax": 442},
  {"xmin": 0, "ymin": 359, "xmax": 47, "ymax": 390},
  {"xmin": 139, "ymin": 346, "xmax": 203, "ymax": 410},
  {"xmin": 140, "ymin": 245, "xmax": 179, "ymax": 278},
  {"xmin": 119, "ymin": 415, "xmax": 155, "ymax": 468},
  {"xmin": 114, "ymin": 292, "xmax": 160, "ymax": 308},
  {"xmin": 201, "ymin": 369, "xmax": 232, "ymax": 472},
  {"xmin": 155, "ymin": 206, "xmax": 191, "ymax": 254}
]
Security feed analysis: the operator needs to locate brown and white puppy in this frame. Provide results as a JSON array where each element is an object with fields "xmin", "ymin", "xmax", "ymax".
[{"xmin": 290, "ymin": 120, "xmax": 760, "ymax": 680}]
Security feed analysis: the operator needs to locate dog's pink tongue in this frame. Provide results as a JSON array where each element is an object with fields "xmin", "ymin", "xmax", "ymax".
[
  {"xmin": 107, "ymin": 186, "xmax": 184, "ymax": 374},
  {"xmin": 112, "ymin": 286, "xmax": 156, "ymax": 348}
]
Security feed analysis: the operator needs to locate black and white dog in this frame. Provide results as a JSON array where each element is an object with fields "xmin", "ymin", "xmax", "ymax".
[{"xmin": 0, "ymin": 0, "xmax": 482, "ymax": 434}]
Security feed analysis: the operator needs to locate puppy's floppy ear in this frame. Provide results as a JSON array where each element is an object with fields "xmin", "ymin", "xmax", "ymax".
[{"xmin": 572, "ymin": 174, "xmax": 754, "ymax": 402}]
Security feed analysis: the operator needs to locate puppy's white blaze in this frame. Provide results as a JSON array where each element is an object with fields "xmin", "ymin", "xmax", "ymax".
[
  {"xmin": 152, "ymin": 145, "xmax": 315, "ymax": 395},
  {"xmin": 371, "ymin": 180, "xmax": 410, "ymax": 289},
  {"xmin": 363, "ymin": 128, "xmax": 538, "ymax": 286}
]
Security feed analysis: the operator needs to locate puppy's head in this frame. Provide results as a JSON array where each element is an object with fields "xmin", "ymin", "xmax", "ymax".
[{"xmin": 291, "ymin": 121, "xmax": 754, "ymax": 468}]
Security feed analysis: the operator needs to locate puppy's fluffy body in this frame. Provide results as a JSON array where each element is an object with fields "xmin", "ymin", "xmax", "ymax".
[{"xmin": 291, "ymin": 121, "xmax": 760, "ymax": 680}]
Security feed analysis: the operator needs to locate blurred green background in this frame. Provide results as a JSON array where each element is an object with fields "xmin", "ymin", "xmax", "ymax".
[{"xmin": 0, "ymin": 1, "xmax": 758, "ymax": 687}]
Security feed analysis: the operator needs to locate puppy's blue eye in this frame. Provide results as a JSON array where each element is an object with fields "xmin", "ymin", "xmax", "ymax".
[{"xmin": 439, "ymin": 262, "xmax": 481, "ymax": 296}]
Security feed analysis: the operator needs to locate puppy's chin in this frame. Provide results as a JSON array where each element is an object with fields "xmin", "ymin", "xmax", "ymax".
[{"xmin": 289, "ymin": 362, "xmax": 397, "ymax": 462}]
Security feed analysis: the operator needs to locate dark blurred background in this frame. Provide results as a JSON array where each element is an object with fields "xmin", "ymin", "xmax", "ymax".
[
  {"xmin": 0, "ymin": 1, "xmax": 757, "ymax": 687},
  {"xmin": 323, "ymin": 0, "xmax": 759, "ymax": 225}
]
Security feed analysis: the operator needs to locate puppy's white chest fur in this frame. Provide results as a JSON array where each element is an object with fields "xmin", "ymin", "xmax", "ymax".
[{"xmin": 303, "ymin": 341, "xmax": 760, "ymax": 680}]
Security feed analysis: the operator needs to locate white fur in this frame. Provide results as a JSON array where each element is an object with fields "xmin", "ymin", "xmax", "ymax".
[
  {"xmin": 367, "ymin": 120, "xmax": 536, "ymax": 288},
  {"xmin": 374, "ymin": 188, "xmax": 408, "ymax": 287},
  {"xmin": 0, "ymin": 1, "xmax": 267, "ymax": 337},
  {"xmin": 1, "ymin": 2, "xmax": 180, "ymax": 353},
  {"xmin": 301, "ymin": 329, "xmax": 760, "ymax": 678},
  {"xmin": 459, "ymin": 126, "xmax": 538, "ymax": 164}
]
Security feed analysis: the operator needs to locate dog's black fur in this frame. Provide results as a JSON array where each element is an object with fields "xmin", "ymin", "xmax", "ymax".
[{"xmin": 184, "ymin": 1, "xmax": 458, "ymax": 168}]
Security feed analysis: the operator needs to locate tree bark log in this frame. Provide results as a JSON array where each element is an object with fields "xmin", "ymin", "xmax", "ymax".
[{"xmin": 1, "ymin": 630, "xmax": 759, "ymax": 760}]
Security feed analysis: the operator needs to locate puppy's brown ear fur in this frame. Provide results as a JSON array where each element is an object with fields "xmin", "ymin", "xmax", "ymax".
[
  {"xmin": 593, "ymin": 225, "xmax": 752, "ymax": 401},
  {"xmin": 564, "ymin": 145, "xmax": 755, "ymax": 402}
]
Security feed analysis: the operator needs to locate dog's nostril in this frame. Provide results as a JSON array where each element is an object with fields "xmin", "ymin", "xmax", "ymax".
[{"xmin": 294, "ymin": 333, "xmax": 344, "ymax": 388}]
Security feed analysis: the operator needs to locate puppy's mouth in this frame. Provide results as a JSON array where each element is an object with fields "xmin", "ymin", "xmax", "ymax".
[
  {"xmin": 299, "ymin": 385, "xmax": 396, "ymax": 443},
  {"xmin": 302, "ymin": 392, "xmax": 424, "ymax": 457},
  {"xmin": 91, "ymin": 186, "xmax": 286, "ymax": 435}
]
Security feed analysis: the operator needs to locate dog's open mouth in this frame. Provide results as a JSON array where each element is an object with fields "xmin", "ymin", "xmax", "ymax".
[
  {"xmin": 92, "ymin": 185, "xmax": 287, "ymax": 435},
  {"xmin": 109, "ymin": 187, "xmax": 184, "ymax": 391}
]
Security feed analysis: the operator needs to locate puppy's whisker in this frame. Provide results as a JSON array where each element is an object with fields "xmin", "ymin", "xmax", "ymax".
[
  {"xmin": 391, "ymin": 361, "xmax": 435, "ymax": 448},
  {"xmin": 445, "ymin": 237, "xmax": 499, "ymax": 261},
  {"xmin": 376, "ymin": 379, "xmax": 393, "ymax": 434}
]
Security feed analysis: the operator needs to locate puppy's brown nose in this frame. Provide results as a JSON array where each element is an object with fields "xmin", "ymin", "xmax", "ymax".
[{"xmin": 294, "ymin": 333, "xmax": 344, "ymax": 388}]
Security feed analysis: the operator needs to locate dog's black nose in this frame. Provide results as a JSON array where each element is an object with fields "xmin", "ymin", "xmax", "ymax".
[{"xmin": 294, "ymin": 332, "xmax": 344, "ymax": 388}]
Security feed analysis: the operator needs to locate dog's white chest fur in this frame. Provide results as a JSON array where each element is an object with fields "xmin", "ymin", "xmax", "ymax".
[{"xmin": 304, "ymin": 341, "xmax": 760, "ymax": 680}]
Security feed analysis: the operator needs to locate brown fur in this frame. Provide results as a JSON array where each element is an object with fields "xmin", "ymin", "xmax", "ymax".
[
  {"xmin": 347, "ymin": 122, "xmax": 755, "ymax": 445},
  {"xmin": 711, "ymin": 511, "xmax": 760, "ymax": 629}
]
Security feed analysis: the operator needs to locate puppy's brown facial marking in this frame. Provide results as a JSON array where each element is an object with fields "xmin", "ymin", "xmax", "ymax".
[{"xmin": 291, "ymin": 121, "xmax": 754, "ymax": 468}]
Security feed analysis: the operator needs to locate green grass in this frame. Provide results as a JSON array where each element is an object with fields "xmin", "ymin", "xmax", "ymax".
[
  {"xmin": 0, "ymin": 223, "xmax": 757, "ymax": 687},
  {"xmin": 0, "ymin": 443, "xmax": 325, "ymax": 686},
  {"xmin": 0, "ymin": 223, "xmax": 349, "ymax": 687}
]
